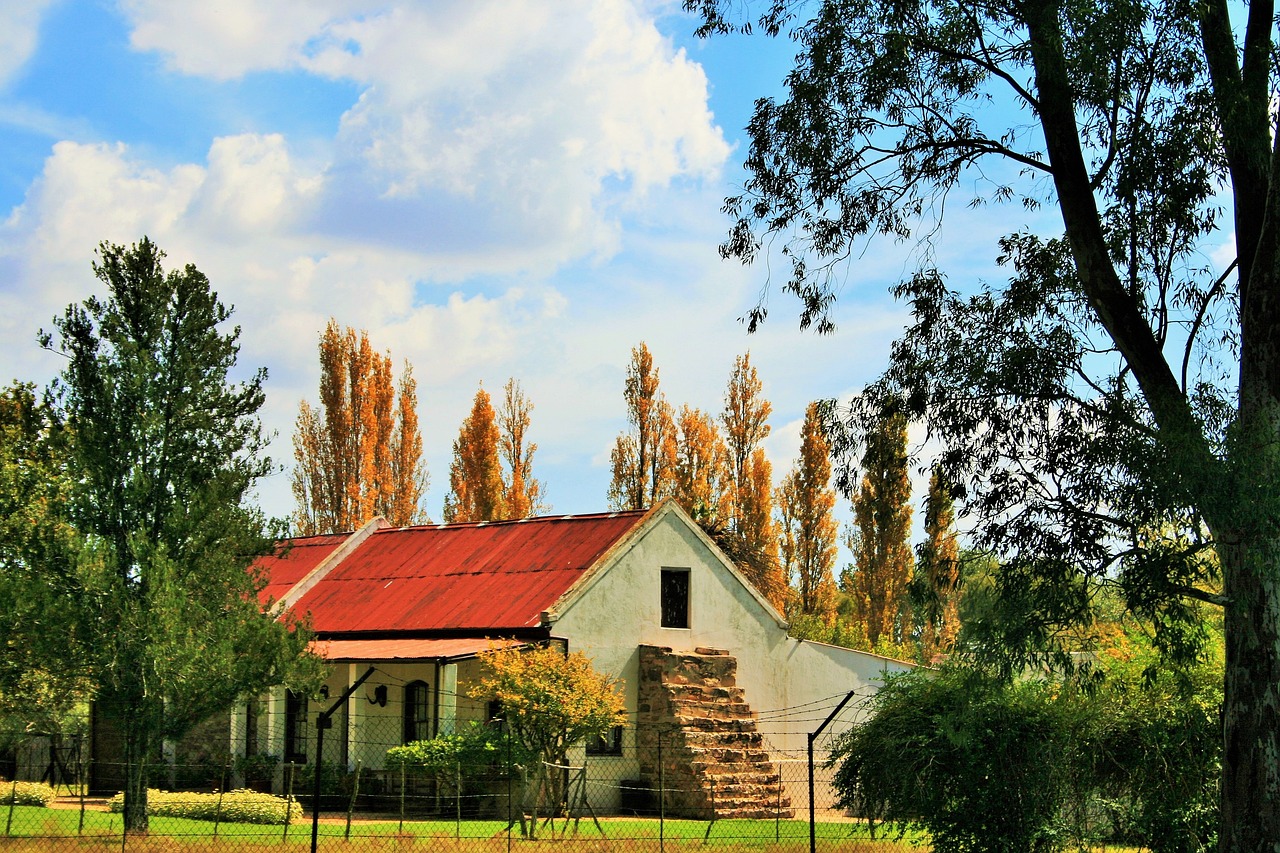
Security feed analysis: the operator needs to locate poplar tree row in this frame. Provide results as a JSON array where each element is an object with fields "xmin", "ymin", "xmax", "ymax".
[
  {"xmin": 291, "ymin": 322, "xmax": 546, "ymax": 534},
  {"xmin": 607, "ymin": 342, "xmax": 961, "ymax": 661}
]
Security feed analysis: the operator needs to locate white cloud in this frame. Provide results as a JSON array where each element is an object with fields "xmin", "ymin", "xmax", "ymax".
[
  {"xmin": 0, "ymin": 0, "xmax": 58, "ymax": 88},
  {"xmin": 119, "ymin": 0, "xmax": 730, "ymax": 271},
  {"xmin": 2, "ymin": 1, "xmax": 916, "ymax": 525}
]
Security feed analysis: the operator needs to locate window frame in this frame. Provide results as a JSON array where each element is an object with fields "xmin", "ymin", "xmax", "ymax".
[
  {"xmin": 284, "ymin": 690, "xmax": 308, "ymax": 764},
  {"xmin": 403, "ymin": 680, "xmax": 431, "ymax": 744},
  {"xmin": 586, "ymin": 725, "xmax": 624, "ymax": 757},
  {"xmin": 660, "ymin": 567, "xmax": 691, "ymax": 629}
]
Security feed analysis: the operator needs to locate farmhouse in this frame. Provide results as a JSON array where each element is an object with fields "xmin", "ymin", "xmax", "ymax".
[{"xmin": 240, "ymin": 499, "xmax": 910, "ymax": 816}]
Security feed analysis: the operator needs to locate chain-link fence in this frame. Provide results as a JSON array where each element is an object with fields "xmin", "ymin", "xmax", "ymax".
[{"xmin": 0, "ymin": 687, "xmax": 885, "ymax": 852}]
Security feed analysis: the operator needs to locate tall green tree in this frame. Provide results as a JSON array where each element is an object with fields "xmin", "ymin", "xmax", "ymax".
[
  {"xmin": 686, "ymin": 0, "xmax": 1272, "ymax": 844},
  {"xmin": 40, "ymin": 238, "xmax": 319, "ymax": 831}
]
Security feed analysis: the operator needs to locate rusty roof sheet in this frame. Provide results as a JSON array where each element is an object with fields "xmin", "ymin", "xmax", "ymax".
[
  {"xmin": 266, "ymin": 511, "xmax": 648, "ymax": 634},
  {"xmin": 255, "ymin": 534, "xmax": 348, "ymax": 605}
]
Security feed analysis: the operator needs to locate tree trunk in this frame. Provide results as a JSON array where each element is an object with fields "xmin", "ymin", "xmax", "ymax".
[
  {"xmin": 1220, "ymin": 541, "xmax": 1280, "ymax": 851},
  {"xmin": 118, "ymin": 692, "xmax": 156, "ymax": 833}
]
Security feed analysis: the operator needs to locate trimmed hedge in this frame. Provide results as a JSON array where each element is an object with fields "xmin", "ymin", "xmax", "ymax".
[
  {"xmin": 106, "ymin": 789, "xmax": 297, "ymax": 825},
  {"xmin": 0, "ymin": 780, "xmax": 56, "ymax": 807}
]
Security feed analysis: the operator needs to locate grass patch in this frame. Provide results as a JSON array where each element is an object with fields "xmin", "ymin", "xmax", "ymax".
[{"xmin": 0, "ymin": 802, "xmax": 931, "ymax": 851}]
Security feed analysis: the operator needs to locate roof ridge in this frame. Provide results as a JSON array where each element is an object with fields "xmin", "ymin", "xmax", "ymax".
[{"xmin": 373, "ymin": 508, "xmax": 650, "ymax": 533}]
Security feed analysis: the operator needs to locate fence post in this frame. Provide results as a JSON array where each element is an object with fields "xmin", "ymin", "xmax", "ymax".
[
  {"xmin": 345, "ymin": 760, "xmax": 361, "ymax": 841},
  {"xmin": 658, "ymin": 728, "xmax": 665, "ymax": 853},
  {"xmin": 5, "ymin": 777, "xmax": 17, "ymax": 837},
  {"xmin": 504, "ymin": 719, "xmax": 512, "ymax": 853},
  {"xmin": 808, "ymin": 690, "xmax": 857, "ymax": 853},
  {"xmin": 776, "ymin": 768, "xmax": 782, "ymax": 843},
  {"xmin": 78, "ymin": 748, "xmax": 87, "ymax": 836},
  {"xmin": 282, "ymin": 763, "xmax": 294, "ymax": 843},
  {"xmin": 310, "ymin": 714, "xmax": 327, "ymax": 853}
]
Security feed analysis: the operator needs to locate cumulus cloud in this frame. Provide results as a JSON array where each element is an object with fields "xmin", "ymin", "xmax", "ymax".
[
  {"xmin": 0, "ymin": 0, "xmax": 57, "ymax": 89},
  {"xmin": 119, "ymin": 0, "xmax": 730, "ymax": 271}
]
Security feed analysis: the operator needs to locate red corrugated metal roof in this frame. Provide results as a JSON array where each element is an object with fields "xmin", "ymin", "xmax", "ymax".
[
  {"xmin": 310, "ymin": 637, "xmax": 524, "ymax": 661},
  {"xmin": 255, "ymin": 533, "xmax": 348, "ymax": 605},
  {"xmin": 262, "ymin": 511, "xmax": 648, "ymax": 634}
]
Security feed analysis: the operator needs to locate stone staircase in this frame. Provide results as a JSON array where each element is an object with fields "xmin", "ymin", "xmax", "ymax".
[{"xmin": 636, "ymin": 645, "xmax": 793, "ymax": 819}]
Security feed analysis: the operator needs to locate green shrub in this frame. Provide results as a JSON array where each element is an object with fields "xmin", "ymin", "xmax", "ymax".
[
  {"xmin": 106, "ymin": 789, "xmax": 297, "ymax": 824},
  {"xmin": 0, "ymin": 780, "xmax": 56, "ymax": 807},
  {"xmin": 830, "ymin": 667, "xmax": 1076, "ymax": 853},
  {"xmin": 386, "ymin": 722, "xmax": 531, "ymax": 780}
]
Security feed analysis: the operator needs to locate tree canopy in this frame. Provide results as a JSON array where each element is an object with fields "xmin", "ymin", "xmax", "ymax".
[
  {"xmin": 38, "ymin": 238, "xmax": 320, "ymax": 830},
  {"xmin": 471, "ymin": 644, "xmax": 624, "ymax": 836},
  {"xmin": 686, "ymin": 0, "xmax": 1275, "ymax": 845}
]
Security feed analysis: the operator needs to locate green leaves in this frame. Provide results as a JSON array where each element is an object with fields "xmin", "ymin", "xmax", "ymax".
[
  {"xmin": 30, "ymin": 238, "xmax": 319, "ymax": 830},
  {"xmin": 829, "ymin": 654, "xmax": 1220, "ymax": 852}
]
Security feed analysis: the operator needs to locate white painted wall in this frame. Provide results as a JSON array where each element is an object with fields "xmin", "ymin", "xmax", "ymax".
[{"xmin": 551, "ymin": 506, "xmax": 912, "ymax": 811}]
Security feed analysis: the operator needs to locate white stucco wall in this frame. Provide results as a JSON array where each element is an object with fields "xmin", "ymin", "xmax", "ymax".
[{"xmin": 550, "ymin": 506, "xmax": 912, "ymax": 811}]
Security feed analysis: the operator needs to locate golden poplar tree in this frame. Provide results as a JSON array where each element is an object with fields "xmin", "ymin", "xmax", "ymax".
[
  {"xmin": 388, "ymin": 363, "xmax": 428, "ymax": 528},
  {"xmin": 918, "ymin": 466, "xmax": 960, "ymax": 658},
  {"xmin": 443, "ymin": 385, "xmax": 506, "ymax": 522},
  {"xmin": 670, "ymin": 405, "xmax": 729, "ymax": 522},
  {"xmin": 845, "ymin": 413, "xmax": 914, "ymax": 646},
  {"xmin": 608, "ymin": 343, "xmax": 674, "ymax": 510},
  {"xmin": 718, "ymin": 353, "xmax": 784, "ymax": 609},
  {"xmin": 292, "ymin": 320, "xmax": 427, "ymax": 534},
  {"xmin": 779, "ymin": 402, "xmax": 839, "ymax": 623},
  {"xmin": 498, "ymin": 377, "xmax": 548, "ymax": 518},
  {"xmin": 739, "ymin": 447, "xmax": 786, "ymax": 610},
  {"xmin": 722, "ymin": 352, "xmax": 772, "ymax": 509}
]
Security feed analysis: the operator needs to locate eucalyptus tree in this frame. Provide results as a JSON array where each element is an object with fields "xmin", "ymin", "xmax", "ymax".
[{"xmin": 686, "ymin": 0, "xmax": 1279, "ymax": 845}]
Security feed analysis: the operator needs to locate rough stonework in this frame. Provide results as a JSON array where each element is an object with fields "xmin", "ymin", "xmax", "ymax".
[{"xmin": 636, "ymin": 645, "xmax": 793, "ymax": 819}]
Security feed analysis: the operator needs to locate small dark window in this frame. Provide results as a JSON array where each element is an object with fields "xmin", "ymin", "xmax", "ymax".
[
  {"xmin": 586, "ymin": 726, "xmax": 624, "ymax": 756},
  {"xmin": 661, "ymin": 568, "xmax": 690, "ymax": 628},
  {"xmin": 284, "ymin": 690, "xmax": 308, "ymax": 764},
  {"xmin": 403, "ymin": 681, "xmax": 431, "ymax": 743},
  {"xmin": 486, "ymin": 699, "xmax": 504, "ymax": 726},
  {"xmin": 244, "ymin": 698, "xmax": 259, "ymax": 757}
]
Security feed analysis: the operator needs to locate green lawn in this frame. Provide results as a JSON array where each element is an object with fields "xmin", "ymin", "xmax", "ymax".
[{"xmin": 0, "ymin": 803, "xmax": 926, "ymax": 849}]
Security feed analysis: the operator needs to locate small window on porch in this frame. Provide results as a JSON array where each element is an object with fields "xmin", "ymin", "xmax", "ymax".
[
  {"xmin": 586, "ymin": 726, "xmax": 624, "ymax": 756},
  {"xmin": 403, "ymin": 681, "xmax": 431, "ymax": 744},
  {"xmin": 661, "ymin": 568, "xmax": 690, "ymax": 629},
  {"xmin": 284, "ymin": 690, "xmax": 308, "ymax": 764}
]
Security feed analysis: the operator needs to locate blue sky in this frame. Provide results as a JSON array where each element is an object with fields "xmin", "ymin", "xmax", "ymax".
[{"xmin": 0, "ymin": 0, "xmax": 1016, "ymax": 546}]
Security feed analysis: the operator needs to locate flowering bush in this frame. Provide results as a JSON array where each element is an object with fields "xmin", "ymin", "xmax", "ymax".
[
  {"xmin": 0, "ymin": 780, "xmax": 56, "ymax": 806},
  {"xmin": 106, "ymin": 789, "xmax": 297, "ymax": 824}
]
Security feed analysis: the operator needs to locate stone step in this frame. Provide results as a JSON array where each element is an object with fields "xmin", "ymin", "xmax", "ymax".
[
  {"xmin": 672, "ymin": 714, "xmax": 759, "ymax": 732},
  {"xmin": 693, "ymin": 767, "xmax": 784, "ymax": 785},
  {"xmin": 682, "ymin": 730, "xmax": 764, "ymax": 748},
  {"xmin": 683, "ymin": 745, "xmax": 776, "ymax": 764},
  {"xmin": 665, "ymin": 683, "xmax": 746, "ymax": 702},
  {"xmin": 668, "ymin": 698, "xmax": 754, "ymax": 718}
]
